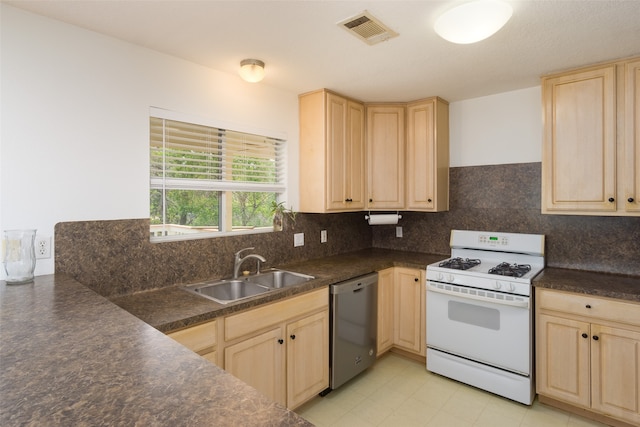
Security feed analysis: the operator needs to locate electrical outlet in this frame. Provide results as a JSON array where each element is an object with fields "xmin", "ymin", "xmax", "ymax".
[
  {"xmin": 320, "ymin": 230, "xmax": 327, "ymax": 243},
  {"xmin": 36, "ymin": 236, "xmax": 51, "ymax": 259},
  {"xmin": 396, "ymin": 226, "xmax": 403, "ymax": 238},
  {"xmin": 294, "ymin": 233, "xmax": 305, "ymax": 247}
]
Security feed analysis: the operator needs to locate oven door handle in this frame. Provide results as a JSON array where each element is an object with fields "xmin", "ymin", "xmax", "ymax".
[{"xmin": 427, "ymin": 282, "xmax": 530, "ymax": 309}]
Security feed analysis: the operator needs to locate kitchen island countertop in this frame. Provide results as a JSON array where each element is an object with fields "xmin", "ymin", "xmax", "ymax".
[{"xmin": 0, "ymin": 274, "xmax": 312, "ymax": 426}]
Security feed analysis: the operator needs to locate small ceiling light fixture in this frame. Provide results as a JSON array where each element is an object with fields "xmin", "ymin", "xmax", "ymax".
[
  {"xmin": 239, "ymin": 59, "xmax": 265, "ymax": 83},
  {"xmin": 434, "ymin": 0, "xmax": 513, "ymax": 44}
]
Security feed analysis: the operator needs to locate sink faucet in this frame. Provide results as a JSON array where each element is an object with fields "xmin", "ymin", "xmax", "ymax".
[{"xmin": 233, "ymin": 247, "xmax": 267, "ymax": 279}]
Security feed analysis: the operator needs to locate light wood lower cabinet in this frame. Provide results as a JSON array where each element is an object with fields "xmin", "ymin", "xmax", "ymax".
[
  {"xmin": 393, "ymin": 267, "xmax": 424, "ymax": 355},
  {"xmin": 377, "ymin": 267, "xmax": 426, "ymax": 358},
  {"xmin": 167, "ymin": 319, "xmax": 218, "ymax": 364},
  {"xmin": 376, "ymin": 268, "xmax": 394, "ymax": 356},
  {"xmin": 223, "ymin": 288, "xmax": 329, "ymax": 410},
  {"xmin": 536, "ymin": 288, "xmax": 640, "ymax": 426}
]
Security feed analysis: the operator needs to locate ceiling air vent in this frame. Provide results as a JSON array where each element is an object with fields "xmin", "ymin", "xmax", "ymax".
[{"xmin": 338, "ymin": 10, "xmax": 398, "ymax": 45}]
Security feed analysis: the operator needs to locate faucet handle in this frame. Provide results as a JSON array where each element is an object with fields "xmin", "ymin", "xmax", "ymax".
[{"xmin": 235, "ymin": 247, "xmax": 255, "ymax": 258}]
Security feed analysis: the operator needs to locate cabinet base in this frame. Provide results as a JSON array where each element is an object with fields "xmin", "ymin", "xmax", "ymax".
[{"xmin": 538, "ymin": 395, "xmax": 636, "ymax": 427}]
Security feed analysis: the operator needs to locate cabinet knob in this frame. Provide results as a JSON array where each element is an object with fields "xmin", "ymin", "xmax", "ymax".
[
  {"xmin": 290, "ymin": 334, "xmax": 296, "ymax": 340},
  {"xmin": 278, "ymin": 339, "xmax": 284, "ymax": 344},
  {"xmin": 593, "ymin": 335, "xmax": 599, "ymax": 341},
  {"xmin": 608, "ymin": 197, "xmax": 615, "ymax": 203},
  {"xmin": 414, "ymin": 277, "xmax": 419, "ymax": 282},
  {"xmin": 585, "ymin": 304, "xmax": 591, "ymax": 309},
  {"xmin": 582, "ymin": 333, "xmax": 588, "ymax": 339},
  {"xmin": 629, "ymin": 197, "xmax": 635, "ymax": 203},
  {"xmin": 427, "ymin": 198, "xmax": 432, "ymax": 203},
  {"xmin": 369, "ymin": 198, "xmax": 373, "ymax": 203}
]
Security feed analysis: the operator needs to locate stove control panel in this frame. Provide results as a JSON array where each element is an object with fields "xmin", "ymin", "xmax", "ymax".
[{"xmin": 479, "ymin": 234, "xmax": 508, "ymax": 246}]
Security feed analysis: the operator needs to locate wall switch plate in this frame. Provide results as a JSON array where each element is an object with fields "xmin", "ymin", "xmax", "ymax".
[
  {"xmin": 36, "ymin": 236, "xmax": 52, "ymax": 259},
  {"xmin": 396, "ymin": 226, "xmax": 403, "ymax": 238},
  {"xmin": 294, "ymin": 233, "xmax": 304, "ymax": 247},
  {"xmin": 320, "ymin": 230, "xmax": 327, "ymax": 243}
]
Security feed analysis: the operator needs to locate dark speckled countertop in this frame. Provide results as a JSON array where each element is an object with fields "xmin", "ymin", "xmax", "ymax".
[
  {"xmin": 533, "ymin": 267, "xmax": 640, "ymax": 302},
  {"xmin": 0, "ymin": 275, "xmax": 311, "ymax": 426},
  {"xmin": 111, "ymin": 248, "xmax": 445, "ymax": 333}
]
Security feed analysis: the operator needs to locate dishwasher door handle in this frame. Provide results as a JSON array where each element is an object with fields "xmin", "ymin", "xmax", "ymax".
[{"xmin": 353, "ymin": 287, "xmax": 364, "ymax": 293}]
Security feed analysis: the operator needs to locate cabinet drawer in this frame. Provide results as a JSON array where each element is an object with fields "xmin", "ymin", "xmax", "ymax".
[
  {"xmin": 537, "ymin": 289, "xmax": 640, "ymax": 326},
  {"xmin": 168, "ymin": 320, "xmax": 217, "ymax": 352},
  {"xmin": 225, "ymin": 288, "xmax": 328, "ymax": 341}
]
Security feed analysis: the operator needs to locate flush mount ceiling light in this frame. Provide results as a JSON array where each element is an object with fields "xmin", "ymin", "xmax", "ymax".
[
  {"xmin": 239, "ymin": 59, "xmax": 265, "ymax": 83},
  {"xmin": 434, "ymin": 0, "xmax": 513, "ymax": 44}
]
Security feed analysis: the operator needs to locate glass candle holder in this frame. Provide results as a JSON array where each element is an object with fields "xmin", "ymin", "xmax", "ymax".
[{"xmin": 3, "ymin": 229, "xmax": 37, "ymax": 284}]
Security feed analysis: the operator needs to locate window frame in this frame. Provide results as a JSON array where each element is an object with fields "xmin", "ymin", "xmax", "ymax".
[{"xmin": 149, "ymin": 107, "xmax": 287, "ymax": 242}]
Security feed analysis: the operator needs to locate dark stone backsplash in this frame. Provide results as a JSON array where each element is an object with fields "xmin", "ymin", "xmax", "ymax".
[
  {"xmin": 56, "ymin": 162, "xmax": 639, "ymax": 297},
  {"xmin": 372, "ymin": 163, "xmax": 640, "ymax": 276},
  {"xmin": 55, "ymin": 212, "xmax": 372, "ymax": 297}
]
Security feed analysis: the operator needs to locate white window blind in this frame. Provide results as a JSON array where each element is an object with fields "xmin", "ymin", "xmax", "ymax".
[{"xmin": 150, "ymin": 117, "xmax": 285, "ymax": 192}]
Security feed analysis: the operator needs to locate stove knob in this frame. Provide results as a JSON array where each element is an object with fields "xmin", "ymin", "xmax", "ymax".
[
  {"xmin": 447, "ymin": 274, "xmax": 455, "ymax": 282},
  {"xmin": 507, "ymin": 283, "xmax": 516, "ymax": 292},
  {"xmin": 494, "ymin": 281, "xmax": 502, "ymax": 290},
  {"xmin": 437, "ymin": 273, "xmax": 444, "ymax": 281}
]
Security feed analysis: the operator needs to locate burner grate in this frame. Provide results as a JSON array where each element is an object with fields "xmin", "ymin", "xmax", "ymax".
[
  {"xmin": 439, "ymin": 257, "xmax": 481, "ymax": 270},
  {"xmin": 488, "ymin": 262, "xmax": 532, "ymax": 278}
]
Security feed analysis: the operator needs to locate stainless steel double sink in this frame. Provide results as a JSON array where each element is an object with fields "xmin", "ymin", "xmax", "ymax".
[{"xmin": 182, "ymin": 269, "xmax": 315, "ymax": 304}]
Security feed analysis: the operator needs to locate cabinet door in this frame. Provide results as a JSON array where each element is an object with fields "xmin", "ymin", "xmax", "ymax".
[
  {"xmin": 624, "ymin": 59, "xmax": 640, "ymax": 212},
  {"xmin": 366, "ymin": 105, "xmax": 405, "ymax": 209},
  {"xmin": 591, "ymin": 324, "xmax": 640, "ymax": 425},
  {"xmin": 406, "ymin": 99, "xmax": 449, "ymax": 212},
  {"xmin": 536, "ymin": 313, "xmax": 591, "ymax": 408},
  {"xmin": 393, "ymin": 267, "xmax": 422, "ymax": 354},
  {"xmin": 376, "ymin": 268, "xmax": 395, "ymax": 356},
  {"xmin": 326, "ymin": 93, "xmax": 349, "ymax": 210},
  {"xmin": 542, "ymin": 65, "xmax": 617, "ymax": 213},
  {"xmin": 286, "ymin": 311, "xmax": 329, "ymax": 409},
  {"xmin": 346, "ymin": 101, "xmax": 365, "ymax": 209},
  {"xmin": 224, "ymin": 328, "xmax": 286, "ymax": 406}
]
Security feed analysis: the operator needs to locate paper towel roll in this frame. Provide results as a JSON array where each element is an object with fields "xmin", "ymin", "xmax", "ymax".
[{"xmin": 367, "ymin": 214, "xmax": 399, "ymax": 225}]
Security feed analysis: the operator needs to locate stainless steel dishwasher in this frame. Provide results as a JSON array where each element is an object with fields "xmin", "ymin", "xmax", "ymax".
[{"xmin": 328, "ymin": 272, "xmax": 378, "ymax": 391}]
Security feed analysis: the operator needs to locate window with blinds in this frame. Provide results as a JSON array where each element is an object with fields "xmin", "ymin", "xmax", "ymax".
[{"xmin": 150, "ymin": 114, "xmax": 286, "ymax": 240}]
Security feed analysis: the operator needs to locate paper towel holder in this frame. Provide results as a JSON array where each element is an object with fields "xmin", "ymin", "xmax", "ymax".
[
  {"xmin": 364, "ymin": 211, "xmax": 403, "ymax": 221},
  {"xmin": 364, "ymin": 211, "xmax": 402, "ymax": 225}
]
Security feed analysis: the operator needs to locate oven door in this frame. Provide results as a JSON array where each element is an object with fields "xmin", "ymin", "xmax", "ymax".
[{"xmin": 426, "ymin": 281, "xmax": 531, "ymax": 375}]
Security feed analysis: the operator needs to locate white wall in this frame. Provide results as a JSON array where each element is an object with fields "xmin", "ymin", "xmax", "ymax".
[
  {"xmin": 0, "ymin": 5, "xmax": 299, "ymax": 277},
  {"xmin": 449, "ymin": 86, "xmax": 542, "ymax": 167},
  {"xmin": 0, "ymin": 5, "xmax": 543, "ymax": 278}
]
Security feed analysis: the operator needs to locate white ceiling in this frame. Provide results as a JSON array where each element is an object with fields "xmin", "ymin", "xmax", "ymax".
[{"xmin": 5, "ymin": 0, "xmax": 640, "ymax": 102}]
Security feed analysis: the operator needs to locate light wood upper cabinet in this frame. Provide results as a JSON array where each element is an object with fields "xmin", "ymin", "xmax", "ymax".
[
  {"xmin": 536, "ymin": 288, "xmax": 640, "ymax": 426},
  {"xmin": 299, "ymin": 89, "xmax": 365, "ymax": 212},
  {"xmin": 366, "ymin": 104, "xmax": 405, "ymax": 210},
  {"xmin": 406, "ymin": 98, "xmax": 450, "ymax": 212},
  {"xmin": 624, "ymin": 58, "xmax": 640, "ymax": 213},
  {"xmin": 542, "ymin": 56, "xmax": 640, "ymax": 216}
]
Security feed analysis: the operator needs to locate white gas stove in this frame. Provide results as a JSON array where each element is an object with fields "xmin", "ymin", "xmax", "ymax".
[{"xmin": 426, "ymin": 230, "xmax": 545, "ymax": 405}]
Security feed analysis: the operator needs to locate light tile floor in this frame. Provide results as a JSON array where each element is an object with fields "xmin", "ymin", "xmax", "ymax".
[{"xmin": 295, "ymin": 353, "xmax": 610, "ymax": 427}]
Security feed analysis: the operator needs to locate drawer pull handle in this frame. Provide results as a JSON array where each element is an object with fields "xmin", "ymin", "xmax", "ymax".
[
  {"xmin": 585, "ymin": 304, "xmax": 591, "ymax": 309},
  {"xmin": 278, "ymin": 339, "xmax": 284, "ymax": 345},
  {"xmin": 290, "ymin": 334, "xmax": 296, "ymax": 340},
  {"xmin": 593, "ymin": 335, "xmax": 599, "ymax": 341},
  {"xmin": 582, "ymin": 333, "xmax": 588, "ymax": 339}
]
